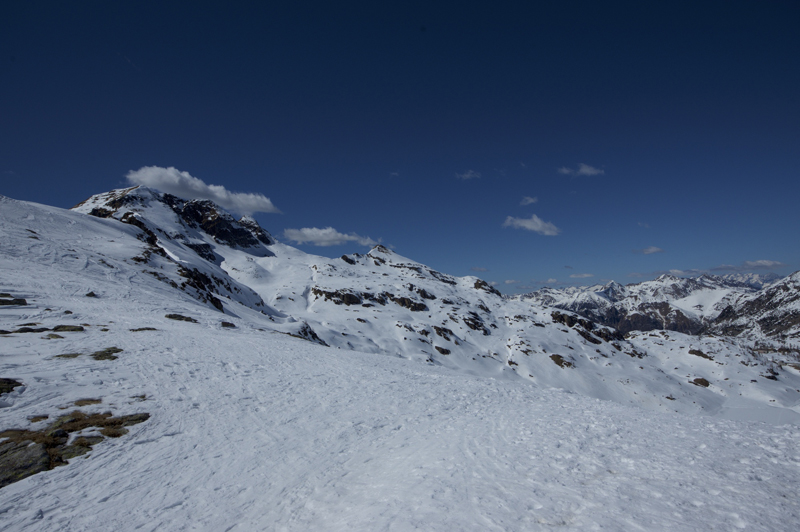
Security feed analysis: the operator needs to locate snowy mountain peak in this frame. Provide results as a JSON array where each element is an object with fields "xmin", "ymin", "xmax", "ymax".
[{"xmin": 73, "ymin": 186, "xmax": 276, "ymax": 252}]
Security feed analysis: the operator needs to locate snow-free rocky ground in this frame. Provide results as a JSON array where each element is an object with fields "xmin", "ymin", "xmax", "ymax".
[{"xmin": 1, "ymin": 191, "xmax": 799, "ymax": 531}]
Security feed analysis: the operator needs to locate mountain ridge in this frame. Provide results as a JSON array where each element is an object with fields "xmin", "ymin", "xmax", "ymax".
[{"xmin": 2, "ymin": 188, "xmax": 798, "ymax": 423}]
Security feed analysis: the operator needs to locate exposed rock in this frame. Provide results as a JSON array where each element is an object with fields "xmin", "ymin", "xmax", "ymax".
[
  {"xmin": 288, "ymin": 323, "xmax": 329, "ymax": 347},
  {"xmin": 91, "ymin": 347, "xmax": 123, "ymax": 360},
  {"xmin": 0, "ymin": 410, "xmax": 150, "ymax": 488},
  {"xmin": 0, "ymin": 440, "xmax": 50, "ymax": 488},
  {"xmin": 165, "ymin": 314, "xmax": 198, "ymax": 323},
  {"xmin": 0, "ymin": 378, "xmax": 23, "ymax": 395},
  {"xmin": 550, "ymin": 354, "xmax": 573, "ymax": 368},
  {"xmin": 474, "ymin": 279, "xmax": 501, "ymax": 296},
  {"xmin": 53, "ymin": 325, "xmax": 85, "ymax": 332}
]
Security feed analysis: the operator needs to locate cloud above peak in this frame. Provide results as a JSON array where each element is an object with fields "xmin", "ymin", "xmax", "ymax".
[
  {"xmin": 520, "ymin": 196, "xmax": 538, "ymax": 206},
  {"xmin": 283, "ymin": 227, "xmax": 378, "ymax": 247},
  {"xmin": 126, "ymin": 166, "xmax": 280, "ymax": 216},
  {"xmin": 503, "ymin": 214, "xmax": 560, "ymax": 236},
  {"xmin": 558, "ymin": 163, "xmax": 604, "ymax": 176},
  {"xmin": 455, "ymin": 170, "xmax": 481, "ymax": 180}
]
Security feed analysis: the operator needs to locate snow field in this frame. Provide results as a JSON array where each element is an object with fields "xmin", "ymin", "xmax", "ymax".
[{"xmin": 2, "ymin": 300, "xmax": 799, "ymax": 531}]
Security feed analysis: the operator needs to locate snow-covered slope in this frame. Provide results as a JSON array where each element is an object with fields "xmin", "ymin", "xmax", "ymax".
[
  {"xmin": 56, "ymin": 187, "xmax": 800, "ymax": 420},
  {"xmin": 1, "ymin": 193, "xmax": 799, "ymax": 531}
]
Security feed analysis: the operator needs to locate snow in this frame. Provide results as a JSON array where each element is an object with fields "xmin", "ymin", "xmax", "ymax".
[{"xmin": 2, "ymin": 192, "xmax": 800, "ymax": 530}]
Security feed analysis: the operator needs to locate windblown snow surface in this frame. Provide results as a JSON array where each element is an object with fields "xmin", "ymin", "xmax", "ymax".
[{"xmin": 1, "ymin": 195, "xmax": 799, "ymax": 531}]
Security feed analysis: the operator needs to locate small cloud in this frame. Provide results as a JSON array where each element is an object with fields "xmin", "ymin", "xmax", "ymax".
[
  {"xmin": 564, "ymin": 265, "xmax": 573, "ymax": 269},
  {"xmin": 558, "ymin": 163, "xmax": 604, "ymax": 176},
  {"xmin": 504, "ymin": 280, "xmax": 519, "ymax": 285},
  {"xmin": 488, "ymin": 281, "xmax": 499, "ymax": 287},
  {"xmin": 520, "ymin": 196, "xmax": 538, "ymax": 206},
  {"xmin": 546, "ymin": 278, "xmax": 558, "ymax": 284},
  {"xmin": 657, "ymin": 268, "xmax": 703, "ymax": 277},
  {"xmin": 283, "ymin": 227, "xmax": 378, "ymax": 247},
  {"xmin": 576, "ymin": 163, "xmax": 604, "ymax": 176},
  {"xmin": 520, "ymin": 162, "xmax": 526, "ymax": 168},
  {"xmin": 570, "ymin": 273, "xmax": 594, "ymax": 279},
  {"xmin": 126, "ymin": 166, "xmax": 280, "ymax": 216},
  {"xmin": 641, "ymin": 246, "xmax": 664, "ymax": 255},
  {"xmin": 455, "ymin": 169, "xmax": 481, "ymax": 180},
  {"xmin": 502, "ymin": 214, "xmax": 560, "ymax": 236},
  {"xmin": 628, "ymin": 272, "xmax": 644, "ymax": 278},
  {"xmin": 711, "ymin": 260, "xmax": 786, "ymax": 272},
  {"xmin": 470, "ymin": 267, "xmax": 489, "ymax": 272},
  {"xmin": 389, "ymin": 171, "xmax": 399, "ymax": 177},
  {"xmin": 638, "ymin": 222, "xmax": 650, "ymax": 228},
  {"xmin": 743, "ymin": 260, "xmax": 785, "ymax": 270}
]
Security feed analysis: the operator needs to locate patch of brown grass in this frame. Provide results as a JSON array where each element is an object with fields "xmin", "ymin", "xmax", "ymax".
[{"xmin": 73, "ymin": 398, "xmax": 102, "ymax": 407}]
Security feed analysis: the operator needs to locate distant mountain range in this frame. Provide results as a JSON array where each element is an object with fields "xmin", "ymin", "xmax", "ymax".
[{"xmin": 512, "ymin": 272, "xmax": 799, "ymax": 342}]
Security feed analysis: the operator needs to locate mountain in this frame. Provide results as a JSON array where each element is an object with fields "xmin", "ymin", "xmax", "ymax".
[
  {"xmin": 711, "ymin": 271, "xmax": 800, "ymax": 341},
  {"xmin": 2, "ymin": 189, "xmax": 800, "ymax": 530},
  {"xmin": 512, "ymin": 273, "xmax": 791, "ymax": 337},
  {"xmin": 12, "ymin": 186, "xmax": 792, "ymax": 419}
]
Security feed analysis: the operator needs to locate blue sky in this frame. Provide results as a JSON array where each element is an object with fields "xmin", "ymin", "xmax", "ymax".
[{"xmin": 2, "ymin": 1, "xmax": 798, "ymax": 293}]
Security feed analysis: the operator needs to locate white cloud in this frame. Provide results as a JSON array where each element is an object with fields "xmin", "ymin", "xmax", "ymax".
[
  {"xmin": 489, "ymin": 281, "xmax": 499, "ymax": 287},
  {"xmin": 743, "ymin": 260, "xmax": 785, "ymax": 270},
  {"xmin": 470, "ymin": 267, "xmax": 489, "ymax": 272},
  {"xmin": 710, "ymin": 260, "xmax": 786, "ymax": 272},
  {"xmin": 577, "ymin": 163, "xmax": 604, "ymax": 176},
  {"xmin": 642, "ymin": 246, "xmax": 664, "ymax": 255},
  {"xmin": 520, "ymin": 196, "xmax": 538, "ymax": 206},
  {"xmin": 546, "ymin": 278, "xmax": 557, "ymax": 284},
  {"xmin": 389, "ymin": 172, "xmax": 399, "ymax": 177},
  {"xmin": 558, "ymin": 163, "xmax": 604, "ymax": 176},
  {"xmin": 638, "ymin": 222, "xmax": 650, "ymax": 228},
  {"xmin": 126, "ymin": 166, "xmax": 280, "ymax": 215},
  {"xmin": 283, "ymin": 227, "xmax": 377, "ymax": 247},
  {"xmin": 504, "ymin": 280, "xmax": 519, "ymax": 285},
  {"xmin": 502, "ymin": 214, "xmax": 560, "ymax": 236},
  {"xmin": 455, "ymin": 170, "xmax": 481, "ymax": 180},
  {"xmin": 570, "ymin": 273, "xmax": 594, "ymax": 279}
]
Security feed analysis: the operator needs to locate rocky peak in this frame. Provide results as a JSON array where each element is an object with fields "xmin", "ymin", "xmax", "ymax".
[{"xmin": 73, "ymin": 186, "xmax": 275, "ymax": 252}]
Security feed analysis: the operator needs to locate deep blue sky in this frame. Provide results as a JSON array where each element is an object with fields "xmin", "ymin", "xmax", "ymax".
[{"xmin": 2, "ymin": 1, "xmax": 799, "ymax": 292}]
